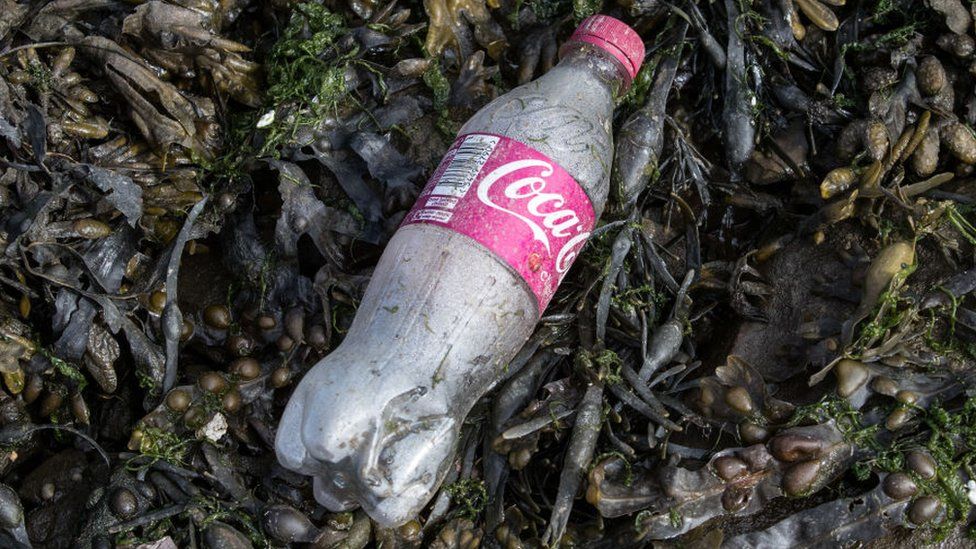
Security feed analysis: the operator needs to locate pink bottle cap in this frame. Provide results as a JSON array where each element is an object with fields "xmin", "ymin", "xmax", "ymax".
[{"xmin": 563, "ymin": 15, "xmax": 644, "ymax": 84}]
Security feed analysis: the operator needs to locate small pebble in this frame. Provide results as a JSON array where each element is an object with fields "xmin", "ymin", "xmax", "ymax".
[{"xmin": 110, "ymin": 488, "xmax": 138, "ymax": 519}]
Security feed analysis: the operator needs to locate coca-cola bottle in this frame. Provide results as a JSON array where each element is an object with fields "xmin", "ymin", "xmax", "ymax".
[{"xmin": 276, "ymin": 15, "xmax": 644, "ymax": 526}]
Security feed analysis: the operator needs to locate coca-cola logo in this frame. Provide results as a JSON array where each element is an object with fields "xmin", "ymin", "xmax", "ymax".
[{"xmin": 476, "ymin": 160, "xmax": 590, "ymax": 274}]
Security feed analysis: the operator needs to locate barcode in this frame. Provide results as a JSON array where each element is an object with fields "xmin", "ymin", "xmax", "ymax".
[{"xmin": 430, "ymin": 134, "xmax": 499, "ymax": 197}]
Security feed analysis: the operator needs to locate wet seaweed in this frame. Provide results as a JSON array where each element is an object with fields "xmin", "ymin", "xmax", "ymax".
[{"xmin": 0, "ymin": 0, "xmax": 975, "ymax": 547}]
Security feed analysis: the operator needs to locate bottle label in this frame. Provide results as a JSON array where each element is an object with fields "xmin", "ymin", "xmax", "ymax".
[{"xmin": 403, "ymin": 133, "xmax": 595, "ymax": 314}]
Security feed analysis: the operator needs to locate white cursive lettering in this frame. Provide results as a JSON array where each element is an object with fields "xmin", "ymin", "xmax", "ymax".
[
  {"xmin": 476, "ymin": 160, "xmax": 587, "ymax": 259},
  {"xmin": 555, "ymin": 232, "xmax": 590, "ymax": 274}
]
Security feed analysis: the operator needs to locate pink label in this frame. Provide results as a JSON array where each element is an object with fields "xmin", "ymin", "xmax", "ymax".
[{"xmin": 403, "ymin": 133, "xmax": 595, "ymax": 314}]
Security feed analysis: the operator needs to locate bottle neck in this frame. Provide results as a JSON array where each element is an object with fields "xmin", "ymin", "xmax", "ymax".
[{"xmin": 556, "ymin": 41, "xmax": 634, "ymax": 100}]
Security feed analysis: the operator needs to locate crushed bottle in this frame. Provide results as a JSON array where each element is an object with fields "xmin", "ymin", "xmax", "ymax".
[{"xmin": 276, "ymin": 14, "xmax": 644, "ymax": 526}]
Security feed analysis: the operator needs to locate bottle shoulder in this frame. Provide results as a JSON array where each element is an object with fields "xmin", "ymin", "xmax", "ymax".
[{"xmin": 459, "ymin": 75, "xmax": 614, "ymax": 213}]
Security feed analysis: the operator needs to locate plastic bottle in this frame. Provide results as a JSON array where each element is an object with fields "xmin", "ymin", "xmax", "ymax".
[{"xmin": 276, "ymin": 15, "xmax": 644, "ymax": 526}]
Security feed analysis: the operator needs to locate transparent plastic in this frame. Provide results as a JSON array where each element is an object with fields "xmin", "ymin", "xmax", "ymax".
[{"xmin": 276, "ymin": 41, "xmax": 630, "ymax": 526}]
